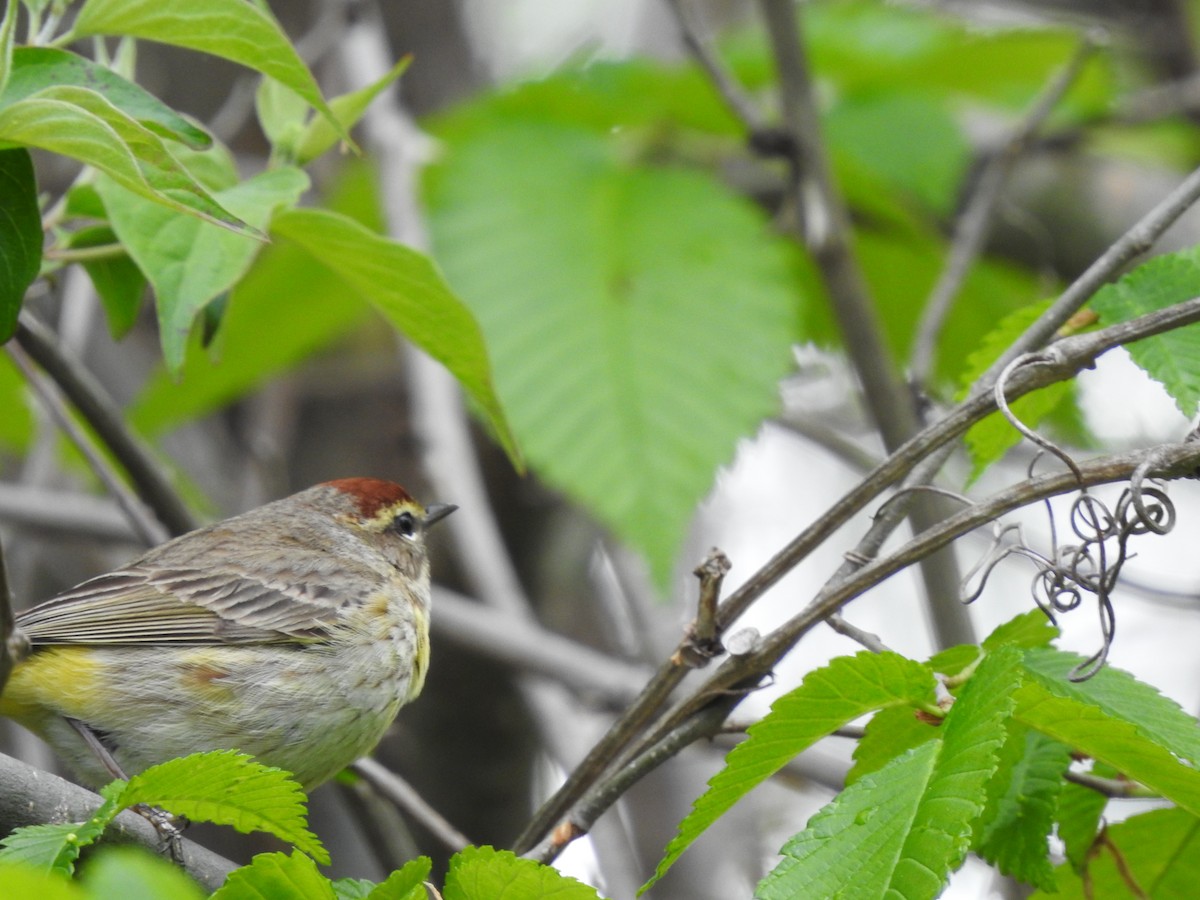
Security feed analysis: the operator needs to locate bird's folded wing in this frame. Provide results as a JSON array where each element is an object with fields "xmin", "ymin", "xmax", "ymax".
[{"xmin": 17, "ymin": 566, "xmax": 342, "ymax": 645}]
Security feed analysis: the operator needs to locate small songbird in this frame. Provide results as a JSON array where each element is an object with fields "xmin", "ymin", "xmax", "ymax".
[{"xmin": 0, "ymin": 478, "xmax": 455, "ymax": 790}]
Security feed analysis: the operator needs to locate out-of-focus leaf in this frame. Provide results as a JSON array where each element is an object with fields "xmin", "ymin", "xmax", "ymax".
[
  {"xmin": 295, "ymin": 56, "xmax": 410, "ymax": 165},
  {"xmin": 0, "ymin": 147, "xmax": 40, "ymax": 341}
]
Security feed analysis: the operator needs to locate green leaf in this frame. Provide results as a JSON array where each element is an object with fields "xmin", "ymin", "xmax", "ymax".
[
  {"xmin": 826, "ymin": 92, "xmax": 969, "ymax": 215},
  {"xmin": 0, "ymin": 147, "xmax": 40, "ymax": 341},
  {"xmin": 925, "ymin": 644, "xmax": 980, "ymax": 678},
  {"xmin": 295, "ymin": 56, "xmax": 410, "ymax": 165},
  {"xmin": 0, "ymin": 48, "xmax": 210, "ymax": 148},
  {"xmin": 756, "ymin": 647, "xmax": 1022, "ymax": 900},
  {"xmin": 0, "ymin": 863, "xmax": 83, "ymax": 899},
  {"xmin": 0, "ymin": 351, "xmax": 31, "ymax": 449},
  {"xmin": 846, "ymin": 704, "xmax": 940, "ymax": 785},
  {"xmin": 957, "ymin": 299, "xmax": 1072, "ymax": 481},
  {"xmin": 0, "ymin": 823, "xmax": 96, "ymax": 876},
  {"xmin": 95, "ymin": 166, "xmax": 309, "ymax": 371},
  {"xmin": 80, "ymin": 846, "xmax": 204, "ymax": 900},
  {"xmin": 1055, "ymin": 770, "xmax": 1109, "ymax": 872},
  {"xmin": 1021, "ymin": 647, "xmax": 1200, "ymax": 766},
  {"xmin": 331, "ymin": 859, "xmax": 430, "ymax": 900},
  {"xmin": 973, "ymin": 726, "xmax": 1071, "ymax": 890},
  {"xmin": 129, "ymin": 160, "xmax": 378, "ymax": 434},
  {"xmin": 427, "ymin": 121, "xmax": 801, "ymax": 583},
  {"xmin": 0, "ymin": 86, "xmax": 250, "ymax": 233},
  {"xmin": 255, "ymin": 76, "xmax": 309, "ymax": 158},
  {"xmin": 72, "ymin": 0, "xmax": 346, "ymax": 144},
  {"xmin": 119, "ymin": 750, "xmax": 328, "ymax": 864},
  {"xmin": 210, "ymin": 851, "xmax": 335, "ymax": 900},
  {"xmin": 1034, "ymin": 808, "xmax": 1200, "ymax": 899},
  {"xmin": 269, "ymin": 206, "xmax": 518, "ymax": 464},
  {"xmin": 1090, "ymin": 248, "xmax": 1200, "ymax": 417},
  {"xmin": 65, "ymin": 225, "xmax": 146, "ymax": 339},
  {"xmin": 646, "ymin": 652, "xmax": 935, "ymax": 890},
  {"xmin": 444, "ymin": 846, "xmax": 603, "ymax": 900},
  {"xmin": 982, "ymin": 609, "xmax": 1060, "ymax": 652},
  {"xmin": 1014, "ymin": 680, "xmax": 1200, "ymax": 816}
]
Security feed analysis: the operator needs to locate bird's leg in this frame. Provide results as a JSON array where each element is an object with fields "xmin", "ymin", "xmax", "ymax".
[{"xmin": 64, "ymin": 717, "xmax": 187, "ymax": 861}]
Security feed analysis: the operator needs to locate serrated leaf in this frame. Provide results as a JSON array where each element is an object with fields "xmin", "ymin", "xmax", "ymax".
[
  {"xmin": 645, "ymin": 652, "xmax": 935, "ymax": 890},
  {"xmin": 210, "ymin": 851, "xmax": 335, "ymax": 900},
  {"xmin": 756, "ymin": 647, "xmax": 1022, "ymax": 900},
  {"xmin": 119, "ymin": 750, "xmax": 328, "ymax": 864},
  {"xmin": 973, "ymin": 726, "xmax": 1071, "ymax": 890},
  {"xmin": 982, "ymin": 609, "xmax": 1060, "ymax": 652},
  {"xmin": 0, "ymin": 789, "xmax": 115, "ymax": 879},
  {"xmin": 269, "ymin": 206, "xmax": 518, "ymax": 465},
  {"xmin": 1021, "ymin": 647, "xmax": 1200, "ymax": 766},
  {"xmin": 847, "ymin": 704, "xmax": 940, "ymax": 785},
  {"xmin": 427, "ymin": 121, "xmax": 801, "ymax": 583},
  {"xmin": 0, "ymin": 863, "xmax": 83, "ymax": 899},
  {"xmin": 1034, "ymin": 807, "xmax": 1200, "ymax": 899},
  {"xmin": 366, "ymin": 858, "xmax": 432, "ymax": 900},
  {"xmin": 81, "ymin": 846, "xmax": 204, "ymax": 900},
  {"xmin": 0, "ymin": 47, "xmax": 210, "ymax": 148},
  {"xmin": 1014, "ymin": 681, "xmax": 1200, "ymax": 815},
  {"xmin": 1090, "ymin": 248, "xmax": 1200, "ymax": 417},
  {"xmin": 72, "ymin": 0, "xmax": 346, "ymax": 144},
  {"xmin": 0, "ymin": 86, "xmax": 250, "ymax": 233},
  {"xmin": 0, "ymin": 147, "xmax": 40, "ymax": 341},
  {"xmin": 295, "ymin": 56, "xmax": 410, "ymax": 165},
  {"xmin": 925, "ymin": 644, "xmax": 980, "ymax": 677},
  {"xmin": 444, "ymin": 846, "xmax": 603, "ymax": 900},
  {"xmin": 96, "ymin": 165, "xmax": 309, "ymax": 371}
]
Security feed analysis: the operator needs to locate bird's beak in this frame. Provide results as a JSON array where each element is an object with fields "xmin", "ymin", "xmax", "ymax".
[{"xmin": 423, "ymin": 503, "xmax": 458, "ymax": 528}]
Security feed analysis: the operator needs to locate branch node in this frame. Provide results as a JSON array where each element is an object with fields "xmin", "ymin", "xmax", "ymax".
[{"xmin": 673, "ymin": 548, "xmax": 731, "ymax": 668}]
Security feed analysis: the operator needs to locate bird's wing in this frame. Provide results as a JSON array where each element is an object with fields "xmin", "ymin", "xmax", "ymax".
[{"xmin": 16, "ymin": 565, "xmax": 347, "ymax": 646}]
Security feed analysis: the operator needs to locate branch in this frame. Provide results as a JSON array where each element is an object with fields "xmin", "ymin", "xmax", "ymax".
[
  {"xmin": 0, "ymin": 752, "xmax": 237, "ymax": 891},
  {"xmin": 350, "ymin": 758, "xmax": 471, "ymax": 852},
  {"xmin": 516, "ymin": 295, "xmax": 1200, "ymax": 854},
  {"xmin": 13, "ymin": 314, "xmax": 198, "ymax": 537}
]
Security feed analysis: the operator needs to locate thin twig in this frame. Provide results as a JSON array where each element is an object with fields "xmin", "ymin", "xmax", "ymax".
[
  {"xmin": 910, "ymin": 38, "xmax": 1095, "ymax": 388},
  {"xmin": 14, "ymin": 314, "xmax": 197, "ymax": 537},
  {"xmin": 7, "ymin": 344, "xmax": 168, "ymax": 546},
  {"xmin": 350, "ymin": 758, "xmax": 471, "ymax": 853},
  {"xmin": 663, "ymin": 0, "xmax": 766, "ymax": 133},
  {"xmin": 825, "ymin": 613, "xmax": 890, "ymax": 653},
  {"xmin": 1064, "ymin": 769, "xmax": 1155, "ymax": 798}
]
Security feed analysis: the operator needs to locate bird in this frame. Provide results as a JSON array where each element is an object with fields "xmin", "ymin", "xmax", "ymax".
[{"xmin": 0, "ymin": 477, "xmax": 455, "ymax": 791}]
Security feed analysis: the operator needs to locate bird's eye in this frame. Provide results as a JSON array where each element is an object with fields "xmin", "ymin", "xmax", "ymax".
[{"xmin": 390, "ymin": 511, "xmax": 418, "ymax": 537}]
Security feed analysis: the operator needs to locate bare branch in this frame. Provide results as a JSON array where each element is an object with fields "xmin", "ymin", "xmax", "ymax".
[
  {"xmin": 672, "ymin": 548, "xmax": 731, "ymax": 667},
  {"xmin": 351, "ymin": 758, "xmax": 472, "ymax": 853}
]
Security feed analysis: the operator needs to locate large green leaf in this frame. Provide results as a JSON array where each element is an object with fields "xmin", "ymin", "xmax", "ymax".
[
  {"xmin": 645, "ymin": 652, "xmax": 935, "ymax": 891},
  {"xmin": 1014, "ymin": 681, "xmax": 1200, "ymax": 815},
  {"xmin": 1021, "ymin": 647, "xmax": 1200, "ymax": 766},
  {"xmin": 427, "ymin": 121, "xmax": 801, "ymax": 582},
  {"xmin": 1090, "ymin": 248, "xmax": 1200, "ymax": 417},
  {"xmin": 1035, "ymin": 808, "xmax": 1200, "ymax": 898},
  {"xmin": 846, "ymin": 703, "xmax": 940, "ymax": 785},
  {"xmin": 71, "ymin": 0, "xmax": 344, "ymax": 141},
  {"xmin": 0, "ymin": 86, "xmax": 249, "ymax": 231},
  {"xmin": 443, "ymin": 846, "xmax": 603, "ymax": 900},
  {"xmin": 756, "ymin": 648, "xmax": 1022, "ymax": 899},
  {"xmin": 0, "ymin": 47, "xmax": 209, "ymax": 147},
  {"xmin": 96, "ymin": 166, "xmax": 309, "ymax": 371},
  {"xmin": 269, "ymin": 206, "xmax": 518, "ymax": 465},
  {"xmin": 0, "ymin": 147, "xmax": 40, "ymax": 341}
]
